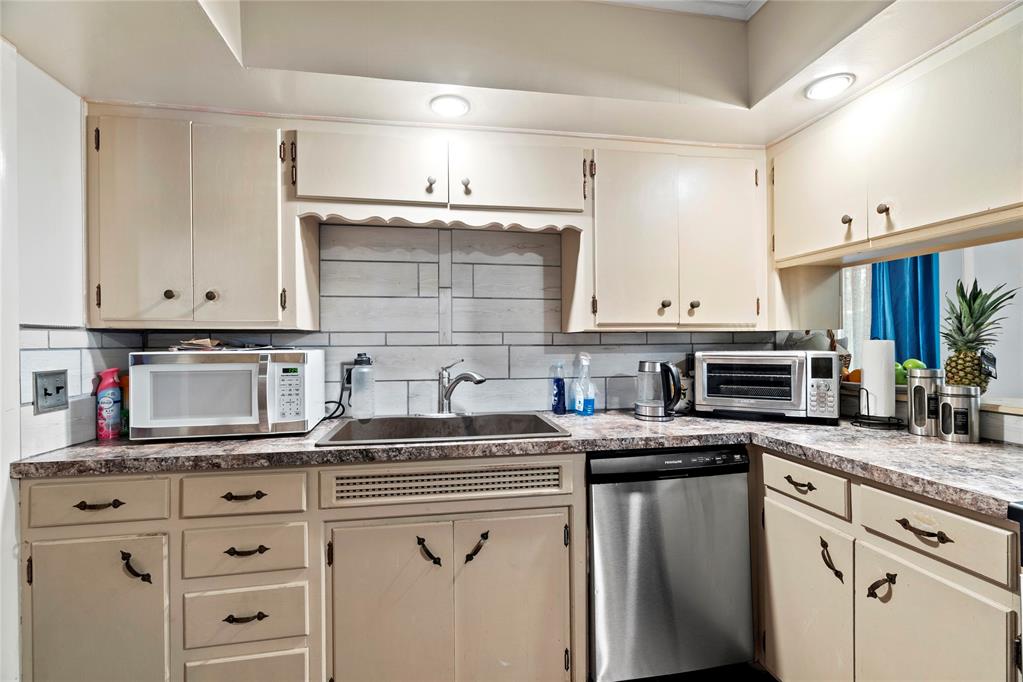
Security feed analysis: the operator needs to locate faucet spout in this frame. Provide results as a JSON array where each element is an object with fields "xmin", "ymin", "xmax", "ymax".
[{"xmin": 438, "ymin": 367, "xmax": 486, "ymax": 414}]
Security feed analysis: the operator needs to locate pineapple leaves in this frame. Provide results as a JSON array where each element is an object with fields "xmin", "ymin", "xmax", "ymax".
[{"xmin": 941, "ymin": 278, "xmax": 1018, "ymax": 352}]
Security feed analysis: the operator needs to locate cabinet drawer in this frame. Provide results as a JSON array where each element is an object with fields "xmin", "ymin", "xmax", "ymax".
[
  {"xmin": 183, "ymin": 522, "xmax": 308, "ymax": 578},
  {"xmin": 183, "ymin": 582, "xmax": 308, "ymax": 649},
  {"xmin": 763, "ymin": 454, "xmax": 850, "ymax": 519},
  {"xmin": 186, "ymin": 648, "xmax": 308, "ymax": 682},
  {"xmin": 181, "ymin": 472, "xmax": 307, "ymax": 518},
  {"xmin": 859, "ymin": 485, "xmax": 1014, "ymax": 585},
  {"xmin": 29, "ymin": 478, "xmax": 170, "ymax": 528}
]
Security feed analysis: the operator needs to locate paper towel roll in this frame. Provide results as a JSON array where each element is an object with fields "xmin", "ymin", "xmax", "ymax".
[{"xmin": 861, "ymin": 340, "xmax": 896, "ymax": 417}]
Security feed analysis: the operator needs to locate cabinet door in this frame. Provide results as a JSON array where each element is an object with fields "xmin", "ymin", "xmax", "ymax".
[
  {"xmin": 96, "ymin": 116, "xmax": 192, "ymax": 321},
  {"xmin": 678, "ymin": 156, "xmax": 759, "ymax": 325},
  {"xmin": 30, "ymin": 534, "xmax": 169, "ymax": 682},
  {"xmin": 762, "ymin": 498, "xmax": 853, "ymax": 682},
  {"xmin": 856, "ymin": 541, "xmax": 1016, "ymax": 681},
  {"xmin": 593, "ymin": 149, "xmax": 679, "ymax": 325},
  {"xmin": 192, "ymin": 125, "xmax": 282, "ymax": 323},
  {"xmin": 868, "ymin": 24, "xmax": 1023, "ymax": 237},
  {"xmin": 331, "ymin": 521, "xmax": 454, "ymax": 682},
  {"xmin": 772, "ymin": 106, "xmax": 869, "ymax": 260},
  {"xmin": 453, "ymin": 510, "xmax": 570, "ymax": 682},
  {"xmin": 295, "ymin": 130, "xmax": 448, "ymax": 205},
  {"xmin": 448, "ymin": 142, "xmax": 584, "ymax": 211}
]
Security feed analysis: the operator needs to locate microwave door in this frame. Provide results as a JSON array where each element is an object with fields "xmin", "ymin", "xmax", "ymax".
[{"xmin": 702, "ymin": 356, "xmax": 805, "ymax": 413}]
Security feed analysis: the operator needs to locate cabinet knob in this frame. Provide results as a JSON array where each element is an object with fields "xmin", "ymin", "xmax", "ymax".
[
  {"xmin": 660, "ymin": 299, "xmax": 672, "ymax": 308},
  {"xmin": 840, "ymin": 214, "xmax": 853, "ymax": 225},
  {"xmin": 205, "ymin": 290, "xmax": 218, "ymax": 302},
  {"xmin": 163, "ymin": 289, "xmax": 176, "ymax": 300},
  {"xmin": 876, "ymin": 203, "xmax": 891, "ymax": 215},
  {"xmin": 461, "ymin": 177, "xmax": 471, "ymax": 195},
  {"xmin": 426, "ymin": 176, "xmax": 437, "ymax": 193},
  {"xmin": 689, "ymin": 300, "xmax": 701, "ymax": 309}
]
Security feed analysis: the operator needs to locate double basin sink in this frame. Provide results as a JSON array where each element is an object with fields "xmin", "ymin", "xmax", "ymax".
[{"xmin": 316, "ymin": 411, "xmax": 570, "ymax": 447}]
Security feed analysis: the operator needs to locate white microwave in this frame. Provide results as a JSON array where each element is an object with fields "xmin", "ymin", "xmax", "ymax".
[{"xmin": 128, "ymin": 349, "xmax": 325, "ymax": 441}]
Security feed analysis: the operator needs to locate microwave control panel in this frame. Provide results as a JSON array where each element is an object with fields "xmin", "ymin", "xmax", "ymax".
[{"xmin": 277, "ymin": 366, "xmax": 305, "ymax": 420}]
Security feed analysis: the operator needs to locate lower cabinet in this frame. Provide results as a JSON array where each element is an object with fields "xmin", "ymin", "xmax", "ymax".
[
  {"xmin": 330, "ymin": 509, "xmax": 571, "ymax": 682},
  {"xmin": 855, "ymin": 541, "xmax": 1016, "ymax": 682},
  {"xmin": 29, "ymin": 534, "xmax": 169, "ymax": 682},
  {"xmin": 762, "ymin": 499, "xmax": 853, "ymax": 682}
]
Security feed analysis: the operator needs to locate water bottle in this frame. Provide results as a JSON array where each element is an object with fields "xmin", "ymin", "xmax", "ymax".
[
  {"xmin": 572, "ymin": 352, "xmax": 594, "ymax": 416},
  {"xmin": 349, "ymin": 353, "xmax": 375, "ymax": 420},
  {"xmin": 551, "ymin": 361, "xmax": 566, "ymax": 415}
]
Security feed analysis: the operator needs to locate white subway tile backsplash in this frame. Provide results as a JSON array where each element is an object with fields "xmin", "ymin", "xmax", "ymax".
[
  {"xmin": 321, "ymin": 297, "xmax": 439, "ymax": 332},
  {"xmin": 386, "ymin": 333, "xmax": 440, "ymax": 345},
  {"xmin": 20, "ymin": 349, "xmax": 82, "ymax": 403},
  {"xmin": 647, "ymin": 332, "xmax": 693, "ymax": 344},
  {"xmin": 452, "ymin": 333, "xmax": 504, "ymax": 345},
  {"xmin": 272, "ymin": 332, "xmax": 331, "ymax": 347},
  {"xmin": 553, "ymin": 333, "xmax": 598, "ymax": 345},
  {"xmin": 605, "ymin": 376, "xmax": 638, "ymax": 410},
  {"xmin": 453, "ymin": 298, "xmax": 560, "ymax": 332},
  {"xmin": 509, "ymin": 344, "xmax": 690, "ymax": 379},
  {"xmin": 418, "ymin": 264, "xmax": 439, "ymax": 297},
  {"xmin": 504, "ymin": 333, "xmax": 552, "ymax": 345},
  {"xmin": 325, "ymin": 346, "xmax": 509, "ymax": 382},
  {"xmin": 691, "ymin": 332, "xmax": 733, "ymax": 344},
  {"xmin": 48, "ymin": 329, "xmax": 102, "ymax": 348},
  {"xmin": 19, "ymin": 328, "xmax": 49, "ymax": 349},
  {"xmin": 324, "ymin": 380, "xmax": 409, "ymax": 416},
  {"xmin": 321, "ymin": 261, "xmax": 420, "ymax": 297},
  {"xmin": 329, "ymin": 333, "xmax": 387, "ymax": 346},
  {"xmin": 81, "ymin": 349, "xmax": 132, "ymax": 392},
  {"xmin": 452, "ymin": 230, "xmax": 560, "ymax": 266},
  {"xmin": 20, "ymin": 395, "xmax": 96, "ymax": 457},
  {"xmin": 409, "ymin": 379, "xmax": 553, "ymax": 414},
  {"xmin": 472, "ymin": 265, "xmax": 560, "ymax": 299},
  {"xmin": 600, "ymin": 333, "xmax": 647, "ymax": 345},
  {"xmin": 439, "ymin": 289, "xmax": 453, "ymax": 344},
  {"xmin": 452, "ymin": 264, "xmax": 473, "ymax": 297},
  {"xmin": 321, "ymin": 224, "xmax": 438, "ymax": 262},
  {"xmin": 438, "ymin": 230, "xmax": 452, "ymax": 287}
]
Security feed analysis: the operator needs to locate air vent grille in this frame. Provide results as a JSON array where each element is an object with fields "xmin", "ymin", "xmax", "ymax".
[{"xmin": 329, "ymin": 464, "xmax": 563, "ymax": 504}]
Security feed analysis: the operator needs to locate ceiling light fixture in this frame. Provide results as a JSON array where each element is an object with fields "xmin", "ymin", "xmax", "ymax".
[
  {"xmin": 430, "ymin": 94, "xmax": 470, "ymax": 118},
  {"xmin": 804, "ymin": 73, "xmax": 856, "ymax": 101}
]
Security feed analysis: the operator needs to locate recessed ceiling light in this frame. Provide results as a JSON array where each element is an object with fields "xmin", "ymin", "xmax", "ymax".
[
  {"xmin": 804, "ymin": 73, "xmax": 856, "ymax": 101},
  {"xmin": 430, "ymin": 95, "xmax": 470, "ymax": 118}
]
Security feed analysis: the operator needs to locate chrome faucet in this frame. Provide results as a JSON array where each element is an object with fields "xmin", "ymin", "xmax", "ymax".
[{"xmin": 438, "ymin": 359, "xmax": 486, "ymax": 413}]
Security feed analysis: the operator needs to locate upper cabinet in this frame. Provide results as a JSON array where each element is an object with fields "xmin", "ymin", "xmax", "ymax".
[
  {"xmin": 88, "ymin": 115, "xmax": 318, "ymax": 329},
  {"xmin": 449, "ymin": 142, "xmax": 584, "ymax": 212},
  {"xmin": 592, "ymin": 149, "xmax": 762, "ymax": 328},
  {"xmin": 771, "ymin": 16, "xmax": 1023, "ymax": 265},
  {"xmin": 295, "ymin": 131, "xmax": 448, "ymax": 205}
]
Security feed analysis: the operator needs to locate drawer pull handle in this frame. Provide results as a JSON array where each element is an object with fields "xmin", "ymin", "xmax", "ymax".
[
  {"xmin": 866, "ymin": 572, "xmax": 897, "ymax": 599},
  {"xmin": 223, "ymin": 611, "xmax": 269, "ymax": 625},
  {"xmin": 221, "ymin": 490, "xmax": 268, "ymax": 502},
  {"xmin": 464, "ymin": 530, "xmax": 490, "ymax": 563},
  {"xmin": 819, "ymin": 537, "xmax": 843, "ymax": 583},
  {"xmin": 896, "ymin": 517, "xmax": 954, "ymax": 544},
  {"xmin": 119, "ymin": 550, "xmax": 152, "ymax": 584},
  {"xmin": 783, "ymin": 474, "xmax": 817, "ymax": 492},
  {"xmin": 74, "ymin": 498, "xmax": 125, "ymax": 511},
  {"xmin": 416, "ymin": 536, "xmax": 442, "ymax": 566},
  {"xmin": 224, "ymin": 544, "xmax": 270, "ymax": 558}
]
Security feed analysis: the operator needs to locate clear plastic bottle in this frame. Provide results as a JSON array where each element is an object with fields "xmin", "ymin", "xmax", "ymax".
[
  {"xmin": 571, "ymin": 352, "xmax": 595, "ymax": 416},
  {"xmin": 349, "ymin": 353, "xmax": 375, "ymax": 420}
]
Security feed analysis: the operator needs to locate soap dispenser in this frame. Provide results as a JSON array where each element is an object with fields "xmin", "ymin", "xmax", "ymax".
[{"xmin": 348, "ymin": 353, "xmax": 375, "ymax": 420}]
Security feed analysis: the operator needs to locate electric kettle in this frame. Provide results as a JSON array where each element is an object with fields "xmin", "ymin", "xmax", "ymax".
[{"xmin": 635, "ymin": 360, "xmax": 683, "ymax": 422}]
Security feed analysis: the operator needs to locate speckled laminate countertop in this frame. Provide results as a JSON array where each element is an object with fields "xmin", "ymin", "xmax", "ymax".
[{"xmin": 11, "ymin": 412, "xmax": 1023, "ymax": 520}]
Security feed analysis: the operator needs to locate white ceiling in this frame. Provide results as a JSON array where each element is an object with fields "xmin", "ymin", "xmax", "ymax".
[
  {"xmin": 0, "ymin": 0, "xmax": 1013, "ymax": 145},
  {"xmin": 599, "ymin": 0, "xmax": 766, "ymax": 21}
]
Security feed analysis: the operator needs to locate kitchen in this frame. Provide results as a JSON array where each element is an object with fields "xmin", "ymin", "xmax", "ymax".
[{"xmin": 1, "ymin": 0, "xmax": 1023, "ymax": 680}]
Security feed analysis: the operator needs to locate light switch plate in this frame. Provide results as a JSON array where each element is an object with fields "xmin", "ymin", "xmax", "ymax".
[{"xmin": 33, "ymin": 369, "xmax": 69, "ymax": 415}]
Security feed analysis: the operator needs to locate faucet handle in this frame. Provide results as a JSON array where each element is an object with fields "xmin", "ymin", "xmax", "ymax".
[{"xmin": 441, "ymin": 358, "xmax": 465, "ymax": 372}]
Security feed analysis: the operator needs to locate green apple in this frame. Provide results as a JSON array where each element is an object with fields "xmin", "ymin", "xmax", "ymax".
[
  {"xmin": 903, "ymin": 358, "xmax": 927, "ymax": 370},
  {"xmin": 895, "ymin": 365, "xmax": 908, "ymax": 385}
]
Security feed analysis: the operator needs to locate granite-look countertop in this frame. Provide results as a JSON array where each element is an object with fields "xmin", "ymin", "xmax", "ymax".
[{"xmin": 11, "ymin": 412, "xmax": 1023, "ymax": 519}]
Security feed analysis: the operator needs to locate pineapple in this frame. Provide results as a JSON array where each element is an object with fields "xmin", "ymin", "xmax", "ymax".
[{"xmin": 941, "ymin": 279, "xmax": 1017, "ymax": 393}]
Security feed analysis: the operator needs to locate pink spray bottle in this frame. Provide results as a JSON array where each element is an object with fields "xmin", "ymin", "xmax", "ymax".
[{"xmin": 96, "ymin": 368, "xmax": 122, "ymax": 439}]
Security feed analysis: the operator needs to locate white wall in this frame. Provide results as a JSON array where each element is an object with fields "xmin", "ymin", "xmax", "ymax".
[{"xmin": 16, "ymin": 56, "xmax": 83, "ymax": 327}]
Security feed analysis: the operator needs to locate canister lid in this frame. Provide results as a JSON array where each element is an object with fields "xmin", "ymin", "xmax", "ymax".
[
  {"xmin": 940, "ymin": 384, "xmax": 980, "ymax": 397},
  {"xmin": 908, "ymin": 368, "xmax": 944, "ymax": 379}
]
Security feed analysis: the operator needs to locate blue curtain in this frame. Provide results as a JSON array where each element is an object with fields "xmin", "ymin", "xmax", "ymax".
[{"xmin": 870, "ymin": 255, "xmax": 940, "ymax": 368}]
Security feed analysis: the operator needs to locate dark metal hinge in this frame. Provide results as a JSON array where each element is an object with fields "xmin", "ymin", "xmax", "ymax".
[
  {"xmin": 95, "ymin": 284, "xmax": 101, "ymax": 308},
  {"xmin": 290, "ymin": 140, "xmax": 297, "ymax": 162},
  {"xmin": 1014, "ymin": 636, "xmax": 1021, "ymax": 672},
  {"xmin": 26, "ymin": 556, "xmax": 32, "ymax": 585},
  {"xmin": 770, "ymin": 166, "xmax": 775, "ymax": 185},
  {"xmin": 327, "ymin": 540, "xmax": 333, "ymax": 566},
  {"xmin": 588, "ymin": 158, "xmax": 596, "ymax": 177},
  {"xmin": 291, "ymin": 164, "xmax": 297, "ymax": 186},
  {"xmin": 564, "ymin": 648, "xmax": 571, "ymax": 671},
  {"xmin": 582, "ymin": 159, "xmax": 588, "ymax": 200},
  {"xmin": 563, "ymin": 524, "xmax": 570, "ymax": 547},
  {"xmin": 279, "ymin": 141, "xmax": 286, "ymax": 162},
  {"xmin": 280, "ymin": 288, "xmax": 287, "ymax": 311},
  {"xmin": 756, "ymin": 297, "xmax": 761, "ymax": 316},
  {"xmin": 93, "ymin": 127, "xmax": 100, "ymax": 151},
  {"xmin": 761, "ymin": 507, "xmax": 765, "ymax": 528},
  {"xmin": 771, "ymin": 235, "xmax": 775, "ymax": 252},
  {"xmin": 591, "ymin": 296, "xmax": 598, "ymax": 315},
  {"xmin": 754, "ymin": 168, "xmax": 759, "ymax": 186}
]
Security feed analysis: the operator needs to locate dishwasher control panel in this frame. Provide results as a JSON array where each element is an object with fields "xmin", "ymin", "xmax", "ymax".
[{"xmin": 588, "ymin": 447, "xmax": 749, "ymax": 481}]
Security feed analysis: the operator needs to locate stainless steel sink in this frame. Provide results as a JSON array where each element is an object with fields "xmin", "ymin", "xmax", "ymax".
[{"xmin": 316, "ymin": 411, "xmax": 570, "ymax": 446}]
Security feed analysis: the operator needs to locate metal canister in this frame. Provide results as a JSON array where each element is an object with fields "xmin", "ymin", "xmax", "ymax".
[
  {"xmin": 907, "ymin": 368, "xmax": 944, "ymax": 436},
  {"xmin": 939, "ymin": 385, "xmax": 981, "ymax": 443}
]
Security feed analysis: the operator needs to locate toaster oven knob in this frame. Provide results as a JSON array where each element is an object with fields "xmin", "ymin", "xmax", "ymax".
[
  {"xmin": 689, "ymin": 300, "xmax": 701, "ymax": 309},
  {"xmin": 205, "ymin": 290, "xmax": 218, "ymax": 302}
]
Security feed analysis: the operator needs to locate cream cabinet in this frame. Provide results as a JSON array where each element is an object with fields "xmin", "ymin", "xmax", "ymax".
[
  {"xmin": 88, "ymin": 115, "xmax": 318, "ymax": 329},
  {"xmin": 448, "ymin": 142, "xmax": 584, "ymax": 212},
  {"xmin": 294, "ymin": 130, "xmax": 448, "ymax": 205},
  {"xmin": 593, "ymin": 149, "xmax": 760, "ymax": 327},
  {"xmin": 762, "ymin": 498, "xmax": 853, "ymax": 682},
  {"xmin": 330, "ymin": 509, "xmax": 571, "ymax": 682},
  {"xmin": 29, "ymin": 534, "xmax": 169, "ymax": 682},
  {"xmin": 855, "ymin": 541, "xmax": 1016, "ymax": 681}
]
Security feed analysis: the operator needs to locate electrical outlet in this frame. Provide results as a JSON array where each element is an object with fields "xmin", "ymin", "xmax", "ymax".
[{"xmin": 33, "ymin": 369, "xmax": 69, "ymax": 415}]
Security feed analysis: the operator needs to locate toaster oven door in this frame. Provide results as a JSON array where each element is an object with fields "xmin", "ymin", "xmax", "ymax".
[
  {"xmin": 697, "ymin": 354, "xmax": 806, "ymax": 415},
  {"xmin": 129, "ymin": 353, "xmax": 269, "ymax": 438}
]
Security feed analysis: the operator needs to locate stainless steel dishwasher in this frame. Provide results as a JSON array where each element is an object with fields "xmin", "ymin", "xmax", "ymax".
[{"xmin": 589, "ymin": 447, "xmax": 753, "ymax": 681}]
